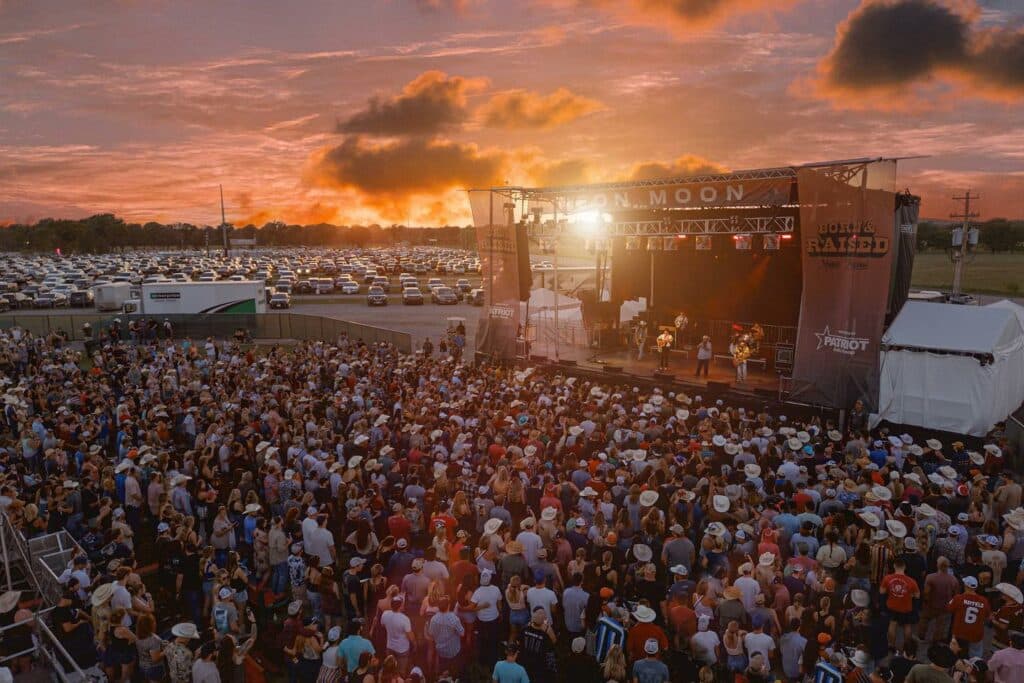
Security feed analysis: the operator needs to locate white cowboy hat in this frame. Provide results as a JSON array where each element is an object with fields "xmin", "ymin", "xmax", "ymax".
[
  {"xmin": 851, "ymin": 650, "xmax": 871, "ymax": 668},
  {"xmin": 632, "ymin": 544, "xmax": 653, "ymax": 562},
  {"xmin": 712, "ymin": 495, "xmax": 730, "ymax": 513},
  {"xmin": 580, "ymin": 486, "xmax": 598, "ymax": 498},
  {"xmin": 678, "ymin": 490, "xmax": 696, "ymax": 502},
  {"xmin": 968, "ymin": 451, "xmax": 985, "ymax": 466},
  {"xmin": 675, "ymin": 409, "xmax": 689, "ymax": 420},
  {"xmin": 244, "ymin": 503, "xmax": 262, "ymax": 515},
  {"xmin": 938, "ymin": 466, "xmax": 957, "ymax": 481},
  {"xmin": 907, "ymin": 444, "xmax": 924, "ymax": 457},
  {"xmin": 0, "ymin": 591, "xmax": 20, "ymax": 612},
  {"xmin": 632, "ymin": 605, "xmax": 657, "ymax": 623},
  {"xmin": 712, "ymin": 435, "xmax": 727, "ymax": 448},
  {"xmin": 996, "ymin": 582, "xmax": 1024, "ymax": 604},
  {"xmin": 925, "ymin": 439, "xmax": 943, "ymax": 451},
  {"xmin": 569, "ymin": 425, "xmax": 584, "ymax": 437},
  {"xmin": 353, "ymin": 434, "xmax": 369, "ymax": 446},
  {"xmin": 171, "ymin": 475, "xmax": 191, "ymax": 486},
  {"xmin": 916, "ymin": 503, "xmax": 937, "ymax": 518},
  {"xmin": 871, "ymin": 485, "xmax": 892, "ymax": 502},
  {"xmin": 63, "ymin": 480, "xmax": 79, "ymax": 489},
  {"xmin": 858, "ymin": 511, "xmax": 880, "ymax": 528},
  {"xmin": 787, "ymin": 437, "xmax": 803, "ymax": 451},
  {"xmin": 759, "ymin": 552, "xmax": 776, "ymax": 567},
  {"xmin": 541, "ymin": 507, "xmax": 558, "ymax": 522},
  {"xmin": 850, "ymin": 589, "xmax": 870, "ymax": 607},
  {"xmin": 888, "ymin": 435, "xmax": 903, "ymax": 447},
  {"xmin": 796, "ymin": 430, "xmax": 811, "ymax": 444},
  {"xmin": 171, "ymin": 622, "xmax": 200, "ymax": 639},
  {"xmin": 904, "ymin": 473, "xmax": 922, "ymax": 486},
  {"xmin": 984, "ymin": 444, "xmax": 1003, "ymax": 458},
  {"xmin": 346, "ymin": 455, "xmax": 363, "ymax": 469},
  {"xmin": 639, "ymin": 491, "xmax": 659, "ymax": 507},
  {"xmin": 114, "ymin": 461, "xmax": 131, "ymax": 473},
  {"xmin": 632, "ymin": 449, "xmax": 648, "ymax": 463},
  {"xmin": 90, "ymin": 583, "xmax": 114, "ymax": 606},
  {"xmin": 483, "ymin": 518, "xmax": 503, "ymax": 535},
  {"xmin": 706, "ymin": 522, "xmax": 727, "ymax": 536},
  {"xmin": 885, "ymin": 519, "xmax": 907, "ymax": 538},
  {"xmin": 380, "ymin": 445, "xmax": 395, "ymax": 456},
  {"xmin": 255, "ymin": 441, "xmax": 270, "ymax": 453},
  {"xmin": 524, "ymin": 445, "xmax": 538, "ymax": 457},
  {"xmin": 827, "ymin": 430, "xmax": 842, "ymax": 442},
  {"xmin": 724, "ymin": 443, "xmax": 740, "ymax": 456},
  {"xmin": 374, "ymin": 415, "xmax": 389, "ymax": 427},
  {"xmin": 744, "ymin": 463, "xmax": 762, "ymax": 479}
]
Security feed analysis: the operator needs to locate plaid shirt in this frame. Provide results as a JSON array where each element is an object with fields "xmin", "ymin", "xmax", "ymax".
[{"xmin": 427, "ymin": 610, "xmax": 464, "ymax": 658}]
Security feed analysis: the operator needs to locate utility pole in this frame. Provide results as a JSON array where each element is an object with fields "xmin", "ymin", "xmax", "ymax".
[
  {"xmin": 950, "ymin": 191, "xmax": 980, "ymax": 296},
  {"xmin": 220, "ymin": 184, "xmax": 229, "ymax": 258}
]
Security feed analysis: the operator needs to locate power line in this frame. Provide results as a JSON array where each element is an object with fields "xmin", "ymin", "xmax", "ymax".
[{"xmin": 949, "ymin": 191, "xmax": 980, "ymax": 297}]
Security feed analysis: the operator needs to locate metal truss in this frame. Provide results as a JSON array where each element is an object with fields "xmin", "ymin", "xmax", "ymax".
[{"xmin": 528, "ymin": 215, "xmax": 795, "ymax": 238}]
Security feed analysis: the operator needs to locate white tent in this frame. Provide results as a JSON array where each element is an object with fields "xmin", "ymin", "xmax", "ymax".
[
  {"xmin": 875, "ymin": 301, "xmax": 1024, "ymax": 436},
  {"xmin": 520, "ymin": 288, "xmax": 583, "ymax": 321}
]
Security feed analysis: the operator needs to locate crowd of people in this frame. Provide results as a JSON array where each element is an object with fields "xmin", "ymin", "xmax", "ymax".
[{"xmin": 0, "ymin": 323, "xmax": 1023, "ymax": 683}]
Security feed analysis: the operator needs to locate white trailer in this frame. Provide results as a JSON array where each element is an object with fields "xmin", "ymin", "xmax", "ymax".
[
  {"xmin": 123, "ymin": 281, "xmax": 267, "ymax": 315},
  {"xmin": 94, "ymin": 282, "xmax": 134, "ymax": 312}
]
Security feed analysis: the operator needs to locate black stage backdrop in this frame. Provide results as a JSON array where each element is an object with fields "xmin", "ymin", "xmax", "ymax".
[{"xmin": 610, "ymin": 233, "xmax": 803, "ymax": 326}]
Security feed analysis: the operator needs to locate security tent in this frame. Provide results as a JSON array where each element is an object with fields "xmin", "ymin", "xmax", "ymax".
[{"xmin": 875, "ymin": 301, "xmax": 1024, "ymax": 436}]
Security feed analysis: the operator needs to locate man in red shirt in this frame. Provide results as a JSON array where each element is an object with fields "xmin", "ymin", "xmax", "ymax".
[
  {"xmin": 947, "ymin": 575, "xmax": 991, "ymax": 658},
  {"xmin": 387, "ymin": 503, "xmax": 411, "ymax": 543},
  {"xmin": 880, "ymin": 558, "xmax": 920, "ymax": 647}
]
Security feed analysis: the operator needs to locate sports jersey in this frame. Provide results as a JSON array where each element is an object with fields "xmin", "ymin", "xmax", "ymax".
[
  {"xmin": 881, "ymin": 573, "xmax": 919, "ymax": 613},
  {"xmin": 947, "ymin": 592, "xmax": 991, "ymax": 643}
]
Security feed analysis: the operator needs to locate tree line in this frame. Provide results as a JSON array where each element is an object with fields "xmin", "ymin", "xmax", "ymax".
[
  {"xmin": 917, "ymin": 218, "xmax": 1024, "ymax": 253},
  {"xmin": 0, "ymin": 214, "xmax": 477, "ymax": 253}
]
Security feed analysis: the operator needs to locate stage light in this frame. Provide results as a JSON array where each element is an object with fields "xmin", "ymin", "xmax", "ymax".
[
  {"xmin": 734, "ymin": 234, "xmax": 752, "ymax": 250},
  {"xmin": 695, "ymin": 235, "xmax": 712, "ymax": 251},
  {"xmin": 663, "ymin": 236, "xmax": 681, "ymax": 251},
  {"xmin": 646, "ymin": 237, "xmax": 659, "ymax": 251},
  {"xmin": 571, "ymin": 210, "xmax": 612, "ymax": 238},
  {"xmin": 763, "ymin": 234, "xmax": 780, "ymax": 250},
  {"xmin": 625, "ymin": 236, "xmax": 641, "ymax": 251},
  {"xmin": 780, "ymin": 234, "xmax": 793, "ymax": 241}
]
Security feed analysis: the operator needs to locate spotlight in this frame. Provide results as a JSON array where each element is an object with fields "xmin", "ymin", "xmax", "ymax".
[
  {"xmin": 695, "ymin": 235, "xmax": 712, "ymax": 251},
  {"xmin": 763, "ymin": 234, "xmax": 780, "ymax": 251},
  {"xmin": 734, "ymin": 234, "xmax": 751, "ymax": 250},
  {"xmin": 663, "ymin": 236, "xmax": 682, "ymax": 251}
]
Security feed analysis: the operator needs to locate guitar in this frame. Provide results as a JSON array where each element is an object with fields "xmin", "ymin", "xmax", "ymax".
[{"xmin": 732, "ymin": 342, "xmax": 751, "ymax": 367}]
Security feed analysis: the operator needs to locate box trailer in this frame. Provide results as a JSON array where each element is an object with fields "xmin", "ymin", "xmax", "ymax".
[
  {"xmin": 94, "ymin": 282, "xmax": 134, "ymax": 312},
  {"xmin": 123, "ymin": 281, "xmax": 267, "ymax": 315}
]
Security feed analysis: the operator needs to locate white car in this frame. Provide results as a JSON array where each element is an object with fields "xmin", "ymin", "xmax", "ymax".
[{"xmin": 340, "ymin": 281, "xmax": 360, "ymax": 294}]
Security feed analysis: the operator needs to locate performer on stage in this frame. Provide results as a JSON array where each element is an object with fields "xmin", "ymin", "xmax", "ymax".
[
  {"xmin": 656, "ymin": 329, "xmax": 673, "ymax": 370},
  {"xmin": 730, "ymin": 334, "xmax": 751, "ymax": 382},
  {"xmin": 695, "ymin": 335, "xmax": 712, "ymax": 378},
  {"xmin": 634, "ymin": 321, "xmax": 648, "ymax": 361},
  {"xmin": 674, "ymin": 312, "xmax": 688, "ymax": 347}
]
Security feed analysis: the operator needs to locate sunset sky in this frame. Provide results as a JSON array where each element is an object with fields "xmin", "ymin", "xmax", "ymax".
[{"xmin": 1, "ymin": 0, "xmax": 1022, "ymax": 226}]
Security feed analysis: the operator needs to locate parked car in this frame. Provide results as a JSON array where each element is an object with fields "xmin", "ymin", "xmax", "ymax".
[
  {"xmin": 69, "ymin": 289, "xmax": 94, "ymax": 307},
  {"xmin": 366, "ymin": 286, "xmax": 388, "ymax": 306},
  {"xmin": 468, "ymin": 288, "xmax": 486, "ymax": 306},
  {"xmin": 269, "ymin": 292, "xmax": 292, "ymax": 309},
  {"xmin": 402, "ymin": 287, "xmax": 424, "ymax": 305},
  {"xmin": 294, "ymin": 280, "xmax": 313, "ymax": 294},
  {"xmin": 431, "ymin": 286, "xmax": 458, "ymax": 305},
  {"xmin": 34, "ymin": 292, "xmax": 68, "ymax": 308},
  {"xmin": 371, "ymin": 276, "xmax": 391, "ymax": 293},
  {"xmin": 454, "ymin": 279, "xmax": 473, "ymax": 296},
  {"xmin": 0, "ymin": 299, "xmax": 9, "ymax": 313},
  {"xmin": 340, "ymin": 281, "xmax": 360, "ymax": 294}
]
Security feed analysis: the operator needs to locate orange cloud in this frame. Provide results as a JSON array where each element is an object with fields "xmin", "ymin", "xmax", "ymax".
[
  {"xmin": 812, "ymin": 0, "xmax": 1024, "ymax": 108},
  {"xmin": 527, "ymin": 158, "xmax": 597, "ymax": 186},
  {"xmin": 478, "ymin": 88, "xmax": 604, "ymax": 130},
  {"xmin": 235, "ymin": 202, "xmax": 339, "ymax": 227},
  {"xmin": 337, "ymin": 70, "xmax": 488, "ymax": 136},
  {"xmin": 551, "ymin": 0, "xmax": 800, "ymax": 33},
  {"xmin": 627, "ymin": 154, "xmax": 728, "ymax": 180}
]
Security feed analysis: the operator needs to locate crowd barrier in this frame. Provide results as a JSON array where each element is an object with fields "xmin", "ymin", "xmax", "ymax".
[{"xmin": 0, "ymin": 312, "xmax": 413, "ymax": 352}]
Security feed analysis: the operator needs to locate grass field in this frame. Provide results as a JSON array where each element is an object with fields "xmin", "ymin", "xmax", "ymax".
[{"xmin": 910, "ymin": 251, "xmax": 1024, "ymax": 295}]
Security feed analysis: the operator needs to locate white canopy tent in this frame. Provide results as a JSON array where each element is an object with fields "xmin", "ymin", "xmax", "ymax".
[{"xmin": 875, "ymin": 301, "xmax": 1024, "ymax": 436}]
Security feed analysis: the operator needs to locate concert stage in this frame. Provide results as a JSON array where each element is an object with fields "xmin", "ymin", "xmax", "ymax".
[{"xmin": 528, "ymin": 346, "xmax": 783, "ymax": 400}]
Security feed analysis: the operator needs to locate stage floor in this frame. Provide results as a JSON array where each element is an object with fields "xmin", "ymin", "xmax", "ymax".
[{"xmin": 530, "ymin": 346, "xmax": 781, "ymax": 396}]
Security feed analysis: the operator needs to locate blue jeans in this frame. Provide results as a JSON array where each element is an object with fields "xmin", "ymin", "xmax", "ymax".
[{"xmin": 271, "ymin": 562, "xmax": 289, "ymax": 595}]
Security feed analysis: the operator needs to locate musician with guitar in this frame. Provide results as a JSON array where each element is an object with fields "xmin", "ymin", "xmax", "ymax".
[
  {"xmin": 730, "ymin": 334, "xmax": 751, "ymax": 383},
  {"xmin": 656, "ymin": 329, "xmax": 673, "ymax": 370}
]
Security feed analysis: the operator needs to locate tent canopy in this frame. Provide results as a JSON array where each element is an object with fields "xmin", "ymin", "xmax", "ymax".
[{"xmin": 882, "ymin": 301, "xmax": 1023, "ymax": 355}]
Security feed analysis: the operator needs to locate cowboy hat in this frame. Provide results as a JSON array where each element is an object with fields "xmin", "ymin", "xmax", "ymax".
[
  {"xmin": 888, "ymin": 435, "xmax": 902, "ymax": 447},
  {"xmin": 787, "ymin": 437, "xmax": 802, "ymax": 451},
  {"xmin": 984, "ymin": 444, "xmax": 1003, "ymax": 458},
  {"xmin": 926, "ymin": 439, "xmax": 943, "ymax": 451},
  {"xmin": 904, "ymin": 473, "xmax": 922, "ymax": 486},
  {"xmin": 569, "ymin": 425, "xmax": 584, "ymax": 437},
  {"xmin": 796, "ymin": 430, "xmax": 811, "ymax": 444},
  {"xmin": 885, "ymin": 519, "xmax": 907, "ymax": 538},
  {"xmin": 723, "ymin": 443, "xmax": 740, "ymax": 456},
  {"xmin": 858, "ymin": 511, "xmax": 880, "ymax": 528},
  {"xmin": 712, "ymin": 435, "xmax": 727, "ymax": 448},
  {"xmin": 851, "ymin": 650, "xmax": 871, "ymax": 668},
  {"xmin": 580, "ymin": 486, "xmax": 597, "ymax": 498},
  {"xmin": 712, "ymin": 495, "xmax": 730, "ymax": 513},
  {"xmin": 907, "ymin": 444, "xmax": 924, "ymax": 457},
  {"xmin": 916, "ymin": 503, "xmax": 937, "ymax": 518},
  {"xmin": 541, "ymin": 507, "xmax": 558, "ymax": 522},
  {"xmin": 89, "ymin": 583, "xmax": 114, "ymax": 607},
  {"xmin": 632, "ymin": 449, "xmax": 648, "ymax": 463},
  {"xmin": 639, "ymin": 491, "xmax": 659, "ymax": 507},
  {"xmin": 255, "ymin": 441, "xmax": 270, "ymax": 453},
  {"xmin": 632, "ymin": 544, "xmax": 653, "ymax": 562},
  {"xmin": 171, "ymin": 622, "xmax": 200, "ymax": 639},
  {"xmin": 483, "ymin": 518, "xmax": 503, "ymax": 535},
  {"xmin": 633, "ymin": 605, "xmax": 657, "ymax": 623},
  {"xmin": 871, "ymin": 485, "xmax": 892, "ymax": 501},
  {"xmin": 744, "ymin": 463, "xmax": 762, "ymax": 479},
  {"xmin": 678, "ymin": 490, "xmax": 696, "ymax": 502},
  {"xmin": 827, "ymin": 430, "xmax": 842, "ymax": 442},
  {"xmin": 996, "ymin": 583, "xmax": 1024, "ymax": 604},
  {"xmin": 114, "ymin": 461, "xmax": 131, "ymax": 473},
  {"xmin": 968, "ymin": 451, "xmax": 985, "ymax": 466},
  {"xmin": 374, "ymin": 415, "xmax": 389, "ymax": 427},
  {"xmin": 244, "ymin": 503, "xmax": 262, "ymax": 515},
  {"xmin": 938, "ymin": 466, "xmax": 957, "ymax": 481},
  {"xmin": 723, "ymin": 586, "xmax": 742, "ymax": 600},
  {"xmin": 675, "ymin": 409, "xmax": 689, "ymax": 420},
  {"xmin": 706, "ymin": 522, "xmax": 727, "ymax": 536},
  {"xmin": 0, "ymin": 591, "xmax": 21, "ymax": 613}
]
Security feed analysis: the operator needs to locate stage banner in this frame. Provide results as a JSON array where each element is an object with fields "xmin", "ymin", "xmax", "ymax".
[
  {"xmin": 468, "ymin": 190, "xmax": 522, "ymax": 360},
  {"xmin": 533, "ymin": 176, "xmax": 793, "ymax": 211},
  {"xmin": 790, "ymin": 160, "xmax": 897, "ymax": 410}
]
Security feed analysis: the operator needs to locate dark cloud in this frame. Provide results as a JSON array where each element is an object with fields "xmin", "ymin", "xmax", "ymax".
[
  {"xmin": 478, "ymin": 88, "xmax": 604, "ymax": 129},
  {"xmin": 337, "ymin": 71, "xmax": 487, "ymax": 136},
  {"xmin": 822, "ymin": 0, "xmax": 970, "ymax": 89},
  {"xmin": 817, "ymin": 0, "xmax": 1024, "ymax": 102},
  {"xmin": 308, "ymin": 136, "xmax": 506, "ymax": 196},
  {"xmin": 627, "ymin": 154, "xmax": 727, "ymax": 181}
]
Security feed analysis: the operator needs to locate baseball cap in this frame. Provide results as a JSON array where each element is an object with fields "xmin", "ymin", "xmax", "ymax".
[
  {"xmin": 963, "ymin": 576, "xmax": 979, "ymax": 588},
  {"xmin": 644, "ymin": 638, "xmax": 659, "ymax": 655},
  {"xmin": 218, "ymin": 587, "xmax": 233, "ymax": 599},
  {"xmin": 156, "ymin": 522, "xmax": 170, "ymax": 533},
  {"xmin": 571, "ymin": 637, "xmax": 586, "ymax": 654}
]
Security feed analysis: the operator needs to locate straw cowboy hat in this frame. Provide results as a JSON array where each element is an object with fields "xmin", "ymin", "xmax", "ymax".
[
  {"xmin": 1003, "ymin": 509, "xmax": 1024, "ymax": 531},
  {"xmin": 632, "ymin": 605, "xmax": 657, "ymax": 623},
  {"xmin": 244, "ymin": 503, "xmax": 262, "ymax": 515},
  {"xmin": 632, "ymin": 544, "xmax": 653, "ymax": 562},
  {"xmin": 916, "ymin": 503, "xmax": 938, "ymax": 518},
  {"xmin": 885, "ymin": 519, "xmax": 907, "ymax": 538},
  {"xmin": 871, "ymin": 485, "xmax": 892, "ymax": 502},
  {"xmin": 926, "ymin": 439, "xmax": 943, "ymax": 451},
  {"xmin": 968, "ymin": 451, "xmax": 985, "ymax": 466},
  {"xmin": 858, "ymin": 511, "xmax": 881, "ymax": 528},
  {"xmin": 171, "ymin": 622, "xmax": 200, "ymax": 639},
  {"xmin": 850, "ymin": 589, "xmax": 870, "ymax": 608},
  {"xmin": 712, "ymin": 495, "xmax": 730, "ymax": 513},
  {"xmin": 827, "ymin": 430, "xmax": 842, "ymax": 442},
  {"xmin": 907, "ymin": 444, "xmax": 924, "ymax": 457},
  {"xmin": 90, "ymin": 583, "xmax": 114, "ymax": 607},
  {"xmin": 712, "ymin": 435, "xmax": 727, "ymax": 448},
  {"xmin": 759, "ymin": 552, "xmax": 776, "ymax": 567},
  {"xmin": 787, "ymin": 438, "xmax": 803, "ymax": 451},
  {"xmin": 996, "ymin": 583, "xmax": 1024, "ymax": 604},
  {"xmin": 723, "ymin": 586, "xmax": 742, "ymax": 600},
  {"xmin": 724, "ymin": 443, "xmax": 740, "ymax": 456},
  {"xmin": 706, "ymin": 522, "xmax": 727, "ymax": 537},
  {"xmin": 483, "ymin": 518, "xmax": 503, "ymax": 535},
  {"xmin": 541, "ymin": 507, "xmax": 558, "ymax": 522},
  {"xmin": 744, "ymin": 463, "xmax": 762, "ymax": 479},
  {"xmin": 639, "ymin": 491, "xmax": 659, "ymax": 507},
  {"xmin": 0, "ymin": 591, "xmax": 20, "ymax": 613},
  {"xmin": 984, "ymin": 444, "xmax": 1003, "ymax": 458}
]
